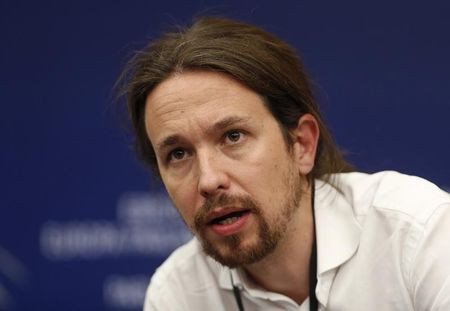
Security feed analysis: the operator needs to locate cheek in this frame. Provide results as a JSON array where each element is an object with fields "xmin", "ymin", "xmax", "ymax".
[
  {"xmin": 236, "ymin": 161, "xmax": 281, "ymax": 201},
  {"xmin": 164, "ymin": 178, "xmax": 198, "ymax": 225},
  {"xmin": 251, "ymin": 153, "xmax": 294, "ymax": 202}
]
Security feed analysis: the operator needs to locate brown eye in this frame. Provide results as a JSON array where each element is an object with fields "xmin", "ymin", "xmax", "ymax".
[
  {"xmin": 226, "ymin": 131, "xmax": 242, "ymax": 143},
  {"xmin": 168, "ymin": 148, "xmax": 186, "ymax": 162}
]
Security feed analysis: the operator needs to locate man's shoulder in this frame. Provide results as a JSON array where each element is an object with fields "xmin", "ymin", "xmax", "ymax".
[
  {"xmin": 322, "ymin": 172, "xmax": 450, "ymax": 309},
  {"xmin": 337, "ymin": 170, "xmax": 450, "ymax": 223}
]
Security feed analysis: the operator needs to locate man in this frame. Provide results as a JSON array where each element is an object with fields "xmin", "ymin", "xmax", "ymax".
[{"xmin": 119, "ymin": 17, "xmax": 450, "ymax": 310}]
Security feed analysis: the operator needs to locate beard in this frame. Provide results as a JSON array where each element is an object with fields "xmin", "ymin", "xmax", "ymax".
[{"xmin": 193, "ymin": 168, "xmax": 303, "ymax": 268}]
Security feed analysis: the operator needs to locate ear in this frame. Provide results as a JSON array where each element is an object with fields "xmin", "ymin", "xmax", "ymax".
[{"xmin": 291, "ymin": 113, "xmax": 320, "ymax": 175}]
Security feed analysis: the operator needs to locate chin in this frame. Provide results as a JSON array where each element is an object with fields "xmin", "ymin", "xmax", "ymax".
[{"xmin": 201, "ymin": 234, "xmax": 276, "ymax": 268}]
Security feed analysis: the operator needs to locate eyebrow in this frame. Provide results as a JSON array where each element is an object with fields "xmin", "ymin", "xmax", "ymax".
[
  {"xmin": 210, "ymin": 116, "xmax": 250, "ymax": 132},
  {"xmin": 156, "ymin": 116, "xmax": 250, "ymax": 152},
  {"xmin": 157, "ymin": 135, "xmax": 181, "ymax": 152}
]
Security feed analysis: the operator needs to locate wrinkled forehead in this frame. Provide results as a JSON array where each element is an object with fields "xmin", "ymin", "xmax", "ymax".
[
  {"xmin": 145, "ymin": 71, "xmax": 270, "ymax": 123},
  {"xmin": 147, "ymin": 76, "xmax": 235, "ymax": 116}
]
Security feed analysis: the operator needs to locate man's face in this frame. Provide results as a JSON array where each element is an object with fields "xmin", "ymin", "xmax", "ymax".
[{"xmin": 145, "ymin": 71, "xmax": 305, "ymax": 267}]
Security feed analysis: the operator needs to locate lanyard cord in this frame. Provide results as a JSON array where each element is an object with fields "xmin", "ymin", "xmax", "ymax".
[
  {"xmin": 230, "ymin": 272, "xmax": 245, "ymax": 311},
  {"xmin": 230, "ymin": 180, "xmax": 318, "ymax": 311},
  {"xmin": 309, "ymin": 179, "xmax": 319, "ymax": 311}
]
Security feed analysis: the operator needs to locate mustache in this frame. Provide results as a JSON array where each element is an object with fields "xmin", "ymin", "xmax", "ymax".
[{"xmin": 193, "ymin": 193, "xmax": 259, "ymax": 230}]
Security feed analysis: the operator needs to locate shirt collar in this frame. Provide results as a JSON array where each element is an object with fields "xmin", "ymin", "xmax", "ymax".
[
  {"xmin": 315, "ymin": 178, "xmax": 361, "ymax": 274},
  {"xmin": 219, "ymin": 265, "xmax": 297, "ymax": 303},
  {"xmin": 314, "ymin": 178, "xmax": 362, "ymax": 306},
  {"xmin": 218, "ymin": 264, "xmax": 239, "ymax": 290}
]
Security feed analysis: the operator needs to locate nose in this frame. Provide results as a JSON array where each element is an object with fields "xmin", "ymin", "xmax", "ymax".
[{"xmin": 196, "ymin": 150, "xmax": 230, "ymax": 198}]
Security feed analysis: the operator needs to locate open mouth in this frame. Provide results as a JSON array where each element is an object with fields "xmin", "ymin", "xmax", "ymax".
[{"xmin": 208, "ymin": 210, "xmax": 250, "ymax": 226}]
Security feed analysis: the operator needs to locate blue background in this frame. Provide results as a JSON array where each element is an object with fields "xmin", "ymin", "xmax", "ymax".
[{"xmin": 1, "ymin": 1, "xmax": 449, "ymax": 310}]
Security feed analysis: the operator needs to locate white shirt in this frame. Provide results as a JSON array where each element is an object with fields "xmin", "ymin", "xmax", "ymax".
[{"xmin": 144, "ymin": 171, "xmax": 450, "ymax": 310}]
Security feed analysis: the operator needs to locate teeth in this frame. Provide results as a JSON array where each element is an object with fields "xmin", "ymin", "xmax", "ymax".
[{"xmin": 219, "ymin": 216, "xmax": 239, "ymax": 225}]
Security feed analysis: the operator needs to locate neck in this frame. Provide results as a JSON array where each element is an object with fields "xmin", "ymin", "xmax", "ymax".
[{"xmin": 243, "ymin": 184, "xmax": 314, "ymax": 305}]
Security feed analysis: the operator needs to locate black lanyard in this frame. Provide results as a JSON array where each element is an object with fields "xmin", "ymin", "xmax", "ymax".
[
  {"xmin": 230, "ymin": 272, "xmax": 245, "ymax": 311},
  {"xmin": 231, "ymin": 180, "xmax": 319, "ymax": 311},
  {"xmin": 309, "ymin": 180, "xmax": 319, "ymax": 310}
]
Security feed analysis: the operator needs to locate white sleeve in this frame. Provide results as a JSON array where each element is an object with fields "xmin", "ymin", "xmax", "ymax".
[{"xmin": 411, "ymin": 203, "xmax": 450, "ymax": 310}]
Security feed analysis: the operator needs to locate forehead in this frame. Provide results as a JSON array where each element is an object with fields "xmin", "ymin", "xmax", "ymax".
[
  {"xmin": 144, "ymin": 71, "xmax": 274, "ymax": 143},
  {"xmin": 146, "ymin": 71, "xmax": 266, "ymax": 116}
]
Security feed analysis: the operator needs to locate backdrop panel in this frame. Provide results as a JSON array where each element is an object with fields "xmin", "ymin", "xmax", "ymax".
[{"xmin": 1, "ymin": 1, "xmax": 449, "ymax": 310}]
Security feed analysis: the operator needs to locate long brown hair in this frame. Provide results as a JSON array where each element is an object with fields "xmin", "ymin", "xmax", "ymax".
[{"xmin": 117, "ymin": 16, "xmax": 353, "ymax": 180}]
